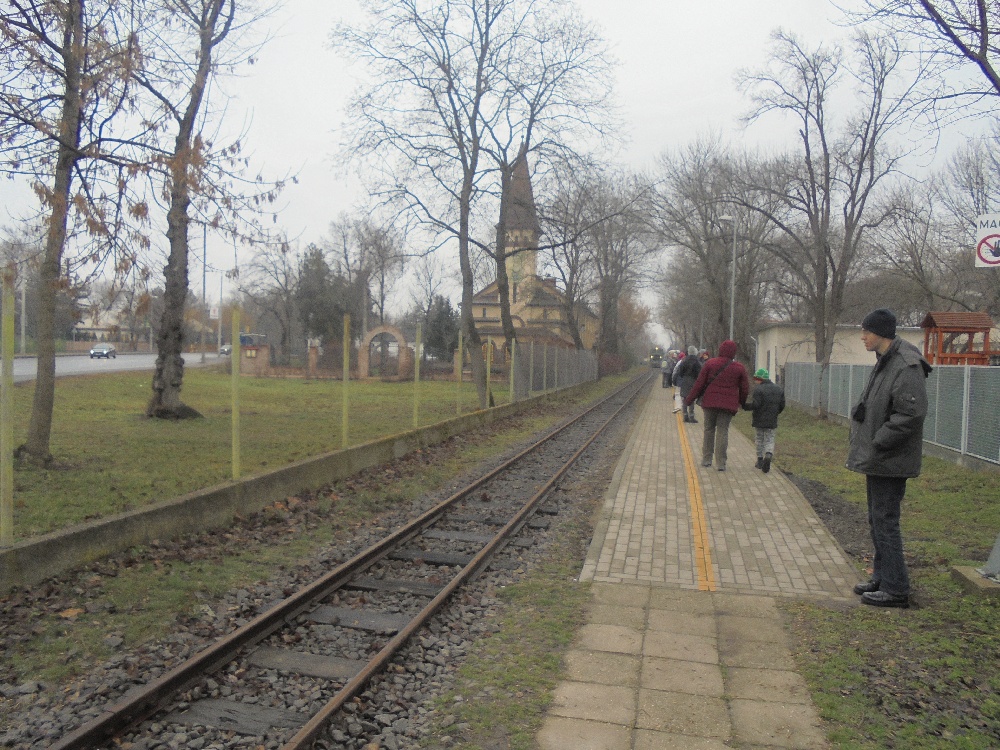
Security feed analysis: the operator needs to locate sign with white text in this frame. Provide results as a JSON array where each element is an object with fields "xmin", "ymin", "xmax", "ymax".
[{"xmin": 975, "ymin": 214, "xmax": 1000, "ymax": 267}]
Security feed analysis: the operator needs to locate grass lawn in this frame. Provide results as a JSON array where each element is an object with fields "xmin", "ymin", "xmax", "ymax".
[
  {"xmin": 5, "ymin": 366, "xmax": 509, "ymax": 541},
  {"xmin": 738, "ymin": 408, "xmax": 1000, "ymax": 749},
  {"xmin": 1, "ymin": 371, "xmax": 634, "ymax": 692}
]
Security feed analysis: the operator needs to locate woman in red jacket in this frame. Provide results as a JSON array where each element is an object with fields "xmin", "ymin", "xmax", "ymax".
[{"xmin": 684, "ymin": 339, "xmax": 749, "ymax": 471}]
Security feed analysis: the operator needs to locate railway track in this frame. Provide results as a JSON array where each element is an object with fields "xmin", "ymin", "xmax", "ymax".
[{"xmin": 50, "ymin": 373, "xmax": 651, "ymax": 750}]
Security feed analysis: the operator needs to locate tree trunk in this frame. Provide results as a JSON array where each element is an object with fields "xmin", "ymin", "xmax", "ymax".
[
  {"xmin": 494, "ymin": 164, "xmax": 518, "ymax": 348},
  {"xmin": 20, "ymin": 0, "xmax": 84, "ymax": 466},
  {"xmin": 458, "ymin": 180, "xmax": 487, "ymax": 408},
  {"xmin": 146, "ymin": 0, "xmax": 229, "ymax": 419},
  {"xmin": 148, "ymin": 176, "xmax": 199, "ymax": 418}
]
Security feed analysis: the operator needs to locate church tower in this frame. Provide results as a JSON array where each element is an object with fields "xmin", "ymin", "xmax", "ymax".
[{"xmin": 502, "ymin": 151, "xmax": 541, "ymax": 303}]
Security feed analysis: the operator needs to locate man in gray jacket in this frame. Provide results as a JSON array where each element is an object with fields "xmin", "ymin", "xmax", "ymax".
[{"xmin": 847, "ymin": 308, "xmax": 932, "ymax": 608}]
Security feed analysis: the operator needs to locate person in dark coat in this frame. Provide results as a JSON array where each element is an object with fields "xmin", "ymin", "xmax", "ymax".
[
  {"xmin": 684, "ymin": 339, "xmax": 749, "ymax": 471},
  {"xmin": 673, "ymin": 346, "xmax": 703, "ymax": 422},
  {"xmin": 847, "ymin": 308, "xmax": 932, "ymax": 609},
  {"xmin": 742, "ymin": 367, "xmax": 785, "ymax": 473}
]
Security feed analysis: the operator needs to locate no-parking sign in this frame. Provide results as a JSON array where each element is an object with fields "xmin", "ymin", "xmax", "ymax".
[{"xmin": 975, "ymin": 214, "xmax": 1000, "ymax": 267}]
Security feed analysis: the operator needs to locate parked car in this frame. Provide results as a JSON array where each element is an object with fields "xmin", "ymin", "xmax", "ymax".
[
  {"xmin": 89, "ymin": 343, "xmax": 117, "ymax": 359},
  {"xmin": 219, "ymin": 344, "xmax": 232, "ymax": 355}
]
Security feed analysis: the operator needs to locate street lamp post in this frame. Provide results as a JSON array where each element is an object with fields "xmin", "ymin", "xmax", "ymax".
[{"xmin": 719, "ymin": 214, "xmax": 737, "ymax": 340}]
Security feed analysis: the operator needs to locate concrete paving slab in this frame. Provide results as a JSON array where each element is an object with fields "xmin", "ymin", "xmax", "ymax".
[
  {"xmin": 648, "ymin": 587, "xmax": 716, "ymax": 614},
  {"xmin": 575, "ymin": 623, "xmax": 643, "ymax": 655},
  {"xmin": 591, "ymin": 581, "xmax": 652, "ymax": 607},
  {"xmin": 536, "ymin": 716, "xmax": 632, "ymax": 750},
  {"xmin": 719, "ymin": 635, "xmax": 797, "ymax": 670},
  {"xmin": 713, "ymin": 592, "xmax": 781, "ymax": 618},
  {"xmin": 634, "ymin": 730, "xmax": 731, "ymax": 750},
  {"xmin": 718, "ymin": 613, "xmax": 791, "ymax": 645},
  {"xmin": 730, "ymin": 698, "xmax": 829, "ymax": 749},
  {"xmin": 640, "ymin": 656, "xmax": 724, "ymax": 697},
  {"xmin": 563, "ymin": 649, "xmax": 641, "ymax": 686},
  {"xmin": 645, "ymin": 609, "xmax": 716, "ymax": 636},
  {"xmin": 587, "ymin": 603, "xmax": 646, "ymax": 629},
  {"xmin": 726, "ymin": 666, "xmax": 813, "ymax": 704},
  {"xmin": 643, "ymin": 630, "xmax": 718, "ymax": 664},
  {"xmin": 636, "ymin": 689, "xmax": 731, "ymax": 739},
  {"xmin": 548, "ymin": 681, "xmax": 636, "ymax": 725}
]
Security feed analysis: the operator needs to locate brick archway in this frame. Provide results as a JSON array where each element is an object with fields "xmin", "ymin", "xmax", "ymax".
[{"xmin": 358, "ymin": 325, "xmax": 415, "ymax": 380}]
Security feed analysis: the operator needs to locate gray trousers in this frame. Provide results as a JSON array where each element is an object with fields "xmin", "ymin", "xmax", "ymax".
[
  {"xmin": 754, "ymin": 427, "xmax": 777, "ymax": 457},
  {"xmin": 701, "ymin": 408, "xmax": 733, "ymax": 467}
]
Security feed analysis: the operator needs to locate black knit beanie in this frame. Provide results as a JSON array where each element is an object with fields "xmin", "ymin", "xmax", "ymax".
[{"xmin": 862, "ymin": 308, "xmax": 896, "ymax": 339}]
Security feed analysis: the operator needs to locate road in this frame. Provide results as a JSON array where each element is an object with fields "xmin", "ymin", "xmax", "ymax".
[{"xmin": 8, "ymin": 352, "xmax": 224, "ymax": 384}]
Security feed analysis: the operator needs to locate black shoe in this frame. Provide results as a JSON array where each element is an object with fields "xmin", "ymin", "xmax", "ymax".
[
  {"xmin": 853, "ymin": 581, "xmax": 879, "ymax": 595},
  {"xmin": 690, "ymin": 418, "xmax": 698, "ymax": 423},
  {"xmin": 755, "ymin": 457, "xmax": 763, "ymax": 469},
  {"xmin": 717, "ymin": 465, "xmax": 726, "ymax": 472},
  {"xmin": 762, "ymin": 453, "xmax": 772, "ymax": 473},
  {"xmin": 702, "ymin": 459, "xmax": 712, "ymax": 467},
  {"xmin": 861, "ymin": 591, "xmax": 909, "ymax": 608}
]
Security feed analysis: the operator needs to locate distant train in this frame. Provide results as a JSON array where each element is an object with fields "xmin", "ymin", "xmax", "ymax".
[{"xmin": 649, "ymin": 346, "xmax": 664, "ymax": 368}]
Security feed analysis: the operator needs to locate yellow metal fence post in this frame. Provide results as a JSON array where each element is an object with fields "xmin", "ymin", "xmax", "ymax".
[
  {"xmin": 342, "ymin": 315, "xmax": 350, "ymax": 449},
  {"xmin": 231, "ymin": 307, "xmax": 241, "ymax": 480},
  {"xmin": 529, "ymin": 340, "xmax": 534, "ymax": 398},
  {"xmin": 456, "ymin": 329, "xmax": 463, "ymax": 416},
  {"xmin": 413, "ymin": 323, "xmax": 421, "ymax": 429},
  {"xmin": 1, "ymin": 265, "xmax": 15, "ymax": 546},
  {"xmin": 543, "ymin": 343, "xmax": 548, "ymax": 392},
  {"xmin": 509, "ymin": 339, "xmax": 516, "ymax": 404},
  {"xmin": 486, "ymin": 336, "xmax": 493, "ymax": 406}
]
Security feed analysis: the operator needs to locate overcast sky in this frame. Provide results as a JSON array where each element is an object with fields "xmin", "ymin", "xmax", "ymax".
[
  {"xmin": 244, "ymin": 0, "xmax": 862, "ymax": 249},
  {"xmin": 2, "ymin": 0, "xmax": 875, "ymax": 326}
]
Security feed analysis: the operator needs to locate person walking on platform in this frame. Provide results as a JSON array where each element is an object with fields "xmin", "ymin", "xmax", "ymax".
[
  {"xmin": 661, "ymin": 355, "xmax": 673, "ymax": 388},
  {"xmin": 848, "ymin": 308, "xmax": 932, "ymax": 609},
  {"xmin": 673, "ymin": 346, "xmax": 703, "ymax": 423},
  {"xmin": 685, "ymin": 339, "xmax": 749, "ymax": 471},
  {"xmin": 742, "ymin": 367, "xmax": 785, "ymax": 473}
]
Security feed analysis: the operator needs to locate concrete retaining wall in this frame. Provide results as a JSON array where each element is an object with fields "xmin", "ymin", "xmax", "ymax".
[{"xmin": 0, "ymin": 384, "xmax": 592, "ymax": 594}]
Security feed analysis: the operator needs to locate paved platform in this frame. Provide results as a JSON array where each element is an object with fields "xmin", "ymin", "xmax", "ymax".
[{"xmin": 538, "ymin": 381, "xmax": 862, "ymax": 750}]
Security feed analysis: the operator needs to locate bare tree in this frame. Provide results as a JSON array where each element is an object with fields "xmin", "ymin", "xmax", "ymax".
[
  {"xmin": 323, "ymin": 213, "xmax": 406, "ymax": 334},
  {"xmin": 408, "ymin": 254, "xmax": 450, "ymax": 321},
  {"xmin": 132, "ymin": 0, "xmax": 286, "ymax": 418},
  {"xmin": 538, "ymin": 173, "xmax": 600, "ymax": 350},
  {"xmin": 243, "ymin": 238, "xmax": 298, "ymax": 364},
  {"xmin": 333, "ymin": 0, "xmax": 614, "ymax": 407},
  {"xmin": 857, "ymin": 0, "xmax": 1000, "ymax": 104},
  {"xmin": 582, "ymin": 172, "xmax": 659, "ymax": 360},
  {"xmin": 0, "ymin": 1, "xmax": 147, "ymax": 464},
  {"xmin": 481, "ymin": 8, "xmax": 616, "ymax": 348},
  {"xmin": 735, "ymin": 30, "xmax": 918, "ymax": 415},
  {"xmin": 866, "ymin": 138, "xmax": 1000, "ymax": 316}
]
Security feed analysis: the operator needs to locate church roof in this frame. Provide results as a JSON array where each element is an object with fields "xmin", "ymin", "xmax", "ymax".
[{"xmin": 506, "ymin": 153, "xmax": 541, "ymax": 235}]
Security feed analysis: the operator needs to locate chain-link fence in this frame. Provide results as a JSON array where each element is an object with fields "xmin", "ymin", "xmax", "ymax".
[
  {"xmin": 784, "ymin": 362, "xmax": 1000, "ymax": 466},
  {"xmin": 509, "ymin": 340, "xmax": 599, "ymax": 401}
]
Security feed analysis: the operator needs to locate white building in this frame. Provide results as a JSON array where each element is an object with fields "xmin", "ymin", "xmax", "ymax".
[{"xmin": 754, "ymin": 322, "xmax": 924, "ymax": 381}]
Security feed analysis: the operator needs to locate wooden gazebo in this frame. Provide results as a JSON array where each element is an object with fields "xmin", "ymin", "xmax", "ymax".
[{"xmin": 920, "ymin": 311, "xmax": 997, "ymax": 366}]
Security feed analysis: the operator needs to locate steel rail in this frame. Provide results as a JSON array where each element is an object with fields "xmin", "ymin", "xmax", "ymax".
[
  {"xmin": 281, "ymin": 374, "xmax": 648, "ymax": 749},
  {"xmin": 50, "ymin": 373, "xmax": 650, "ymax": 750}
]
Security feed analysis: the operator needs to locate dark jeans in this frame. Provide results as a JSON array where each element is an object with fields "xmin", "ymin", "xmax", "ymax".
[{"xmin": 866, "ymin": 475, "xmax": 910, "ymax": 597}]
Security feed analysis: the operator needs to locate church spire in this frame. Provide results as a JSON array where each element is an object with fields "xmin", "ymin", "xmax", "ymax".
[{"xmin": 506, "ymin": 148, "xmax": 541, "ymax": 235}]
